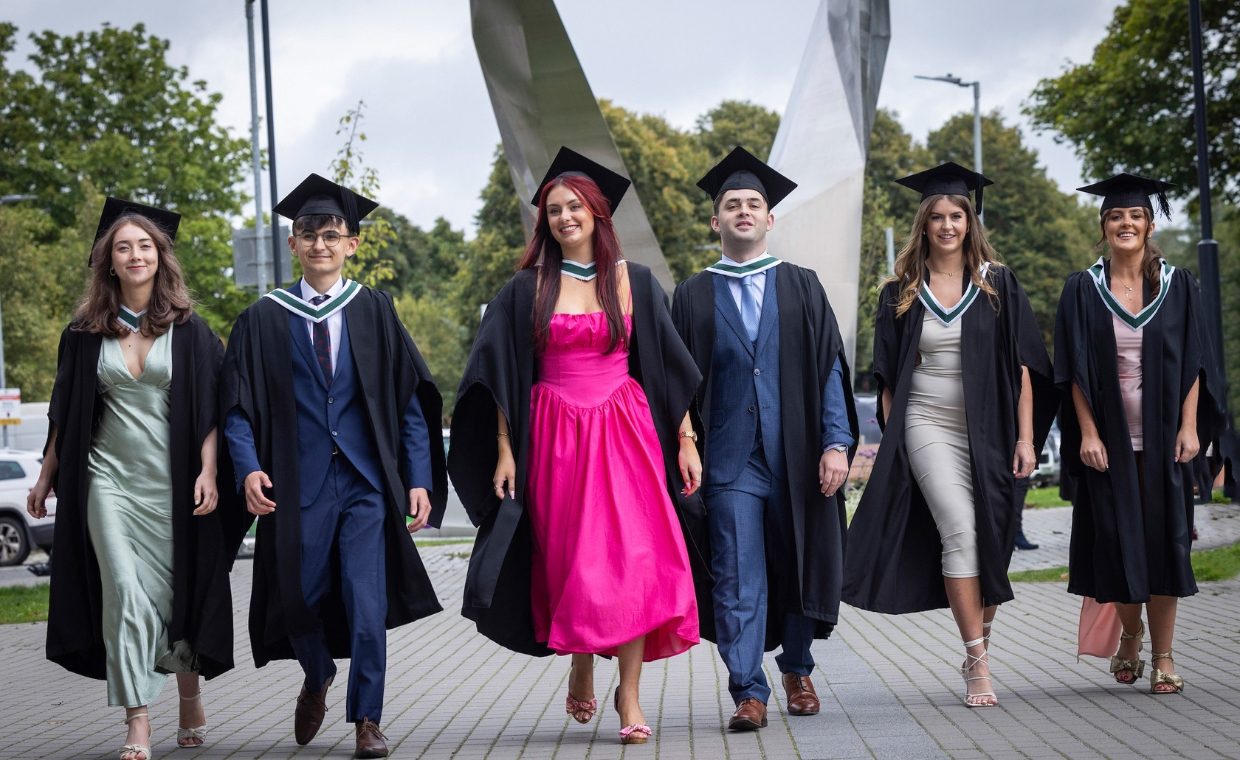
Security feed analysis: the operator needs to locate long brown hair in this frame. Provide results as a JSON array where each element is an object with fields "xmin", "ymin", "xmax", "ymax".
[
  {"xmin": 1096, "ymin": 206, "xmax": 1164, "ymax": 296},
  {"xmin": 886, "ymin": 194, "xmax": 1001, "ymax": 317},
  {"xmin": 517, "ymin": 174, "xmax": 627, "ymax": 353},
  {"xmin": 75, "ymin": 214, "xmax": 194, "ymax": 337}
]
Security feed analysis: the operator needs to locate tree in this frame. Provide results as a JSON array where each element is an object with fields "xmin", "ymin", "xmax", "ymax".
[
  {"xmin": 696, "ymin": 100, "xmax": 783, "ymax": 164},
  {"xmin": 0, "ymin": 22, "xmax": 252, "ymax": 335},
  {"xmin": 1025, "ymin": 0, "xmax": 1240, "ymax": 207},
  {"xmin": 331, "ymin": 100, "xmax": 396, "ymax": 289}
]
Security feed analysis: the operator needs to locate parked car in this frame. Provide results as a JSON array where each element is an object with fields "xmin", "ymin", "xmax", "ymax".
[
  {"xmin": 0, "ymin": 449, "xmax": 56, "ymax": 566},
  {"xmin": 1030, "ymin": 421, "xmax": 1062, "ymax": 488}
]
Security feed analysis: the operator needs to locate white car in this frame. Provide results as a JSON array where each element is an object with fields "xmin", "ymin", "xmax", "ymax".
[{"xmin": 0, "ymin": 449, "xmax": 56, "ymax": 566}]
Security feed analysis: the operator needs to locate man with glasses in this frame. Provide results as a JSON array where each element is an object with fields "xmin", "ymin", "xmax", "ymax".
[{"xmin": 222, "ymin": 174, "xmax": 447, "ymax": 758}]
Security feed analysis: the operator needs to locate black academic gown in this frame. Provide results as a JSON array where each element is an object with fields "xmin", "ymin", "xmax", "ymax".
[
  {"xmin": 450, "ymin": 263, "xmax": 713, "ymax": 655},
  {"xmin": 842, "ymin": 266, "xmax": 1056, "ymax": 614},
  {"xmin": 220, "ymin": 287, "xmax": 447, "ymax": 666},
  {"xmin": 45, "ymin": 314, "xmax": 237, "ymax": 681},
  {"xmin": 671, "ymin": 263, "xmax": 858, "ymax": 643},
  {"xmin": 1055, "ymin": 265, "xmax": 1224, "ymax": 603}
]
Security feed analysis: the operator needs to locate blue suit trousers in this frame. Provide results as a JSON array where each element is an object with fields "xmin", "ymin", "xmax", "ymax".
[
  {"xmin": 289, "ymin": 455, "xmax": 389, "ymax": 723},
  {"xmin": 706, "ymin": 450, "xmax": 816, "ymax": 705}
]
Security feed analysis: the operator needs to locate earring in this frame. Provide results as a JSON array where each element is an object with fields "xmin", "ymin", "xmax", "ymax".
[{"xmin": 108, "ymin": 266, "xmax": 116, "ymax": 276}]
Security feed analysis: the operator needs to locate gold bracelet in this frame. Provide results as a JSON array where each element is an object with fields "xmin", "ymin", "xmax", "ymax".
[
  {"xmin": 496, "ymin": 432, "xmax": 510, "ymax": 438},
  {"xmin": 1016, "ymin": 440, "xmax": 1034, "ymax": 449}
]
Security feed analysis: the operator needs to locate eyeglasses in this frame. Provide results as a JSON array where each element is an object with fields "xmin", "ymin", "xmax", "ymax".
[{"xmin": 295, "ymin": 231, "xmax": 355, "ymax": 248}]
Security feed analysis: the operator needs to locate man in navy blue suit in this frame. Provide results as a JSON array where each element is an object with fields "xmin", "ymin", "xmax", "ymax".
[
  {"xmin": 222, "ymin": 174, "xmax": 447, "ymax": 758},
  {"xmin": 672, "ymin": 148, "xmax": 857, "ymax": 732}
]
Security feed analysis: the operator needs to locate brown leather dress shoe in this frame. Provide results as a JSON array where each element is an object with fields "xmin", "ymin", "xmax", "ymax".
[
  {"xmin": 355, "ymin": 718, "xmax": 389, "ymax": 758},
  {"xmin": 728, "ymin": 698, "xmax": 768, "ymax": 731},
  {"xmin": 782, "ymin": 673, "xmax": 821, "ymax": 716},
  {"xmin": 294, "ymin": 675, "xmax": 333, "ymax": 746}
]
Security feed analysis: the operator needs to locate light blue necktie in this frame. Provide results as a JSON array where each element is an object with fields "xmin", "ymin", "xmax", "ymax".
[{"xmin": 740, "ymin": 275, "xmax": 760, "ymax": 342}]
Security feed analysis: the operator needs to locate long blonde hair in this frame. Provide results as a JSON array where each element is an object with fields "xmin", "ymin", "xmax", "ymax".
[{"xmin": 886, "ymin": 194, "xmax": 1001, "ymax": 317}]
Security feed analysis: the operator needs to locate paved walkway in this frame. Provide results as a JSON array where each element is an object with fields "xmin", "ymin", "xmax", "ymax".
[{"xmin": 3, "ymin": 506, "xmax": 1240, "ymax": 759}]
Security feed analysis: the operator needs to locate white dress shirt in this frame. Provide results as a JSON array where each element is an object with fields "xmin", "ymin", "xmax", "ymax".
[
  {"xmin": 722, "ymin": 251, "xmax": 768, "ymax": 314},
  {"xmin": 299, "ymin": 276, "xmax": 344, "ymax": 371}
]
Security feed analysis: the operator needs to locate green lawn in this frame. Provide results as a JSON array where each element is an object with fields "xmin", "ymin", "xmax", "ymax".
[
  {"xmin": 0, "ymin": 585, "xmax": 50, "ymax": 625},
  {"xmin": 1023, "ymin": 486, "xmax": 1069, "ymax": 509},
  {"xmin": 1010, "ymin": 539, "xmax": 1240, "ymax": 583}
]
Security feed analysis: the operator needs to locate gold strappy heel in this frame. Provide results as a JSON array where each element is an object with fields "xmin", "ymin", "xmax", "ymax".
[
  {"xmin": 1150, "ymin": 651, "xmax": 1185, "ymax": 694},
  {"xmin": 1109, "ymin": 620, "xmax": 1145, "ymax": 684}
]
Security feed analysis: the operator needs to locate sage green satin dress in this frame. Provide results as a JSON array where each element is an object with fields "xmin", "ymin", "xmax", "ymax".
[{"xmin": 86, "ymin": 327, "xmax": 195, "ymax": 707}]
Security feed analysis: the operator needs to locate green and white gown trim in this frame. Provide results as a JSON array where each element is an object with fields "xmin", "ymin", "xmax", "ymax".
[
  {"xmin": 560, "ymin": 259, "xmax": 598, "ymax": 282},
  {"xmin": 117, "ymin": 305, "xmax": 145, "ymax": 333},
  {"xmin": 918, "ymin": 262, "xmax": 990, "ymax": 326},
  {"xmin": 705, "ymin": 252, "xmax": 781, "ymax": 279},
  {"xmin": 1086, "ymin": 256, "xmax": 1174, "ymax": 330},
  {"xmin": 262, "ymin": 279, "xmax": 362, "ymax": 322}
]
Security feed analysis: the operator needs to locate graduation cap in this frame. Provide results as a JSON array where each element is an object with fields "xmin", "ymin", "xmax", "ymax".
[
  {"xmin": 894, "ymin": 162, "xmax": 993, "ymax": 217},
  {"xmin": 90, "ymin": 197, "xmax": 181, "ymax": 266},
  {"xmin": 1077, "ymin": 173, "xmax": 1173, "ymax": 220},
  {"xmin": 274, "ymin": 173, "xmax": 378, "ymax": 235},
  {"xmin": 697, "ymin": 146, "xmax": 797, "ymax": 209},
  {"xmin": 531, "ymin": 147, "xmax": 631, "ymax": 214}
]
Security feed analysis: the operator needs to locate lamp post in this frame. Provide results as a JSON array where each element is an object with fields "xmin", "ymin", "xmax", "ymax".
[
  {"xmin": 0, "ymin": 194, "xmax": 37, "ymax": 448},
  {"xmin": 915, "ymin": 73, "xmax": 983, "ymax": 216}
]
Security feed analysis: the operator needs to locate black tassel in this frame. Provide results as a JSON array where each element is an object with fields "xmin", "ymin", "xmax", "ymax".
[
  {"xmin": 1155, "ymin": 191, "xmax": 1172, "ymax": 220},
  {"xmin": 341, "ymin": 188, "xmax": 360, "ymax": 234}
]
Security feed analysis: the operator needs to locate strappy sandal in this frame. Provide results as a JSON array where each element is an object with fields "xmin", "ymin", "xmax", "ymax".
[
  {"xmin": 614, "ymin": 687, "xmax": 652, "ymax": 744},
  {"xmin": 565, "ymin": 658, "xmax": 597, "ymax": 724},
  {"xmin": 177, "ymin": 691, "xmax": 208, "ymax": 747},
  {"xmin": 121, "ymin": 711, "xmax": 152, "ymax": 760},
  {"xmin": 1109, "ymin": 620, "xmax": 1145, "ymax": 685},
  {"xmin": 961, "ymin": 637, "xmax": 998, "ymax": 708},
  {"xmin": 1150, "ymin": 651, "xmax": 1185, "ymax": 694}
]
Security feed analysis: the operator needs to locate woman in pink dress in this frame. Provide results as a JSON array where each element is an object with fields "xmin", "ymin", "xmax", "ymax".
[{"xmin": 449, "ymin": 148, "xmax": 710, "ymax": 744}]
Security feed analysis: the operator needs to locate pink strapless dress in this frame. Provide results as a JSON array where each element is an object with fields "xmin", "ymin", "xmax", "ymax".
[{"xmin": 527, "ymin": 311, "xmax": 699, "ymax": 661}]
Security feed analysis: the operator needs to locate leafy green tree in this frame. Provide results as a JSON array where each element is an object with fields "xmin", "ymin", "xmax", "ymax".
[
  {"xmin": 696, "ymin": 100, "xmax": 783, "ymax": 165},
  {"xmin": 393, "ymin": 293, "xmax": 469, "ymax": 421},
  {"xmin": 331, "ymin": 101, "xmax": 396, "ymax": 289},
  {"xmin": 1025, "ymin": 0, "xmax": 1240, "ymax": 207},
  {"xmin": 0, "ymin": 22, "xmax": 251, "ymax": 335},
  {"xmin": 378, "ymin": 210, "xmax": 469, "ymax": 299}
]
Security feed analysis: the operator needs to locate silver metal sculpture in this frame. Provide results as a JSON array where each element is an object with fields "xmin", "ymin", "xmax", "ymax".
[
  {"xmin": 470, "ymin": 0, "xmax": 675, "ymax": 292},
  {"xmin": 767, "ymin": 0, "xmax": 891, "ymax": 367}
]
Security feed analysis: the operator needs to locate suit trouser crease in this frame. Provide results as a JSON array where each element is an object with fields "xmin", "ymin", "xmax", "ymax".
[{"xmin": 290, "ymin": 455, "xmax": 388, "ymax": 723}]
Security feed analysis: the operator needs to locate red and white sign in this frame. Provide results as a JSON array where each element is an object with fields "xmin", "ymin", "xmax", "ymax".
[{"xmin": 0, "ymin": 388, "xmax": 20, "ymax": 426}]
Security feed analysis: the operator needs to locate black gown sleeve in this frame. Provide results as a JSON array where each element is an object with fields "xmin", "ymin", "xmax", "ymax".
[{"xmin": 871, "ymin": 282, "xmax": 901, "ymax": 429}]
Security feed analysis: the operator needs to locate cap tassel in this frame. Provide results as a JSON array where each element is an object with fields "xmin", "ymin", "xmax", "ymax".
[
  {"xmin": 1155, "ymin": 191, "xmax": 1171, "ymax": 220},
  {"xmin": 975, "ymin": 185, "xmax": 985, "ymax": 219},
  {"xmin": 341, "ymin": 188, "xmax": 360, "ymax": 234}
]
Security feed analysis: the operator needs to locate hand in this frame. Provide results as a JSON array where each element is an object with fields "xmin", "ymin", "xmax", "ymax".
[
  {"xmin": 192, "ymin": 470, "xmax": 219, "ymax": 516},
  {"xmin": 678, "ymin": 438, "xmax": 702, "ymax": 496},
  {"xmin": 493, "ymin": 449, "xmax": 516, "ymax": 500},
  {"xmin": 407, "ymin": 487, "xmax": 431, "ymax": 533},
  {"xmin": 26, "ymin": 479, "xmax": 53, "ymax": 519},
  {"xmin": 244, "ymin": 471, "xmax": 277, "ymax": 516},
  {"xmin": 1174, "ymin": 426, "xmax": 1200, "ymax": 463},
  {"xmin": 819, "ymin": 449, "xmax": 848, "ymax": 497},
  {"xmin": 1080, "ymin": 434, "xmax": 1108, "ymax": 473},
  {"xmin": 1012, "ymin": 442, "xmax": 1037, "ymax": 478}
]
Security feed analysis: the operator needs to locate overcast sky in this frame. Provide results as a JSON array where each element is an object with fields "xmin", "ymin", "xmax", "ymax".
[{"xmin": 5, "ymin": 0, "xmax": 1121, "ymax": 234}]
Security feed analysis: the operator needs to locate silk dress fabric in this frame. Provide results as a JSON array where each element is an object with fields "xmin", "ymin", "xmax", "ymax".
[
  {"xmin": 87, "ymin": 327, "xmax": 195, "ymax": 707},
  {"xmin": 1112, "ymin": 312, "xmax": 1144, "ymax": 451},
  {"xmin": 904, "ymin": 311, "xmax": 979, "ymax": 578},
  {"xmin": 526, "ymin": 311, "xmax": 699, "ymax": 661}
]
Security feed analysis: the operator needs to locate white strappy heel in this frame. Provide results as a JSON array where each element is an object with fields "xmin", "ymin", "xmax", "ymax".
[{"xmin": 961, "ymin": 637, "xmax": 998, "ymax": 708}]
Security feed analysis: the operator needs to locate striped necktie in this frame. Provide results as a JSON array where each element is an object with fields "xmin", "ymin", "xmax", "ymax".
[{"xmin": 310, "ymin": 294, "xmax": 333, "ymax": 381}]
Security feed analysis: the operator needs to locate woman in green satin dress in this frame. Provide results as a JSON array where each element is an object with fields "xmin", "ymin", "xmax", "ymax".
[{"xmin": 28, "ymin": 200, "xmax": 234, "ymax": 760}]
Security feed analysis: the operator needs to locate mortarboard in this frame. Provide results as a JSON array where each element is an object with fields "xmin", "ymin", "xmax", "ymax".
[
  {"xmin": 1077, "ymin": 173, "xmax": 1173, "ymax": 219},
  {"xmin": 274, "ymin": 173, "xmax": 378, "ymax": 235},
  {"xmin": 697, "ymin": 146, "xmax": 797, "ymax": 209},
  {"xmin": 90, "ymin": 197, "xmax": 181, "ymax": 266},
  {"xmin": 531, "ymin": 147, "xmax": 631, "ymax": 214},
  {"xmin": 895, "ymin": 161, "xmax": 993, "ymax": 217}
]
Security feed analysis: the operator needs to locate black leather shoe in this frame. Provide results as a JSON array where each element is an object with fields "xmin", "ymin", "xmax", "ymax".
[{"xmin": 1014, "ymin": 532, "xmax": 1039, "ymax": 551}]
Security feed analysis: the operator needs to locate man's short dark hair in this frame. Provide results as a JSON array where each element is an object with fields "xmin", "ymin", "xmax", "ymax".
[{"xmin": 292, "ymin": 214, "xmax": 348, "ymax": 235}]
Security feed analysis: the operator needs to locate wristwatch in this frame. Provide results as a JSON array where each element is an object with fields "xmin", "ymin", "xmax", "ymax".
[
  {"xmin": 827, "ymin": 444, "xmax": 848, "ymax": 454},
  {"xmin": 680, "ymin": 430, "xmax": 699, "ymax": 442}
]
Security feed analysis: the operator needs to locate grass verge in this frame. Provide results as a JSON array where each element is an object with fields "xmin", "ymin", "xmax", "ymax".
[
  {"xmin": 0, "ymin": 584, "xmax": 50, "ymax": 625},
  {"xmin": 1010, "ymin": 539, "xmax": 1240, "ymax": 583},
  {"xmin": 1023, "ymin": 486, "xmax": 1069, "ymax": 509}
]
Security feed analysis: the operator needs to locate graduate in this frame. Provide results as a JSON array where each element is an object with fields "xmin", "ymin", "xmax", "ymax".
[
  {"xmin": 671, "ymin": 147, "xmax": 858, "ymax": 731},
  {"xmin": 842, "ymin": 163, "xmax": 1056, "ymax": 707},
  {"xmin": 221, "ymin": 174, "xmax": 446, "ymax": 758},
  {"xmin": 449, "ymin": 148, "xmax": 709, "ymax": 745},
  {"xmin": 28, "ymin": 199, "xmax": 236, "ymax": 760},
  {"xmin": 1056, "ymin": 173, "xmax": 1223, "ymax": 695}
]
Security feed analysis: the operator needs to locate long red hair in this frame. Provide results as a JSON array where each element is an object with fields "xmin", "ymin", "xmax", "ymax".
[{"xmin": 518, "ymin": 174, "xmax": 627, "ymax": 353}]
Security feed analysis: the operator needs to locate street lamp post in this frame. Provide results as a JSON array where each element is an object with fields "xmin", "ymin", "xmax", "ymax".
[
  {"xmin": 915, "ymin": 73, "xmax": 983, "ymax": 217},
  {"xmin": 0, "ymin": 194, "xmax": 38, "ymax": 448}
]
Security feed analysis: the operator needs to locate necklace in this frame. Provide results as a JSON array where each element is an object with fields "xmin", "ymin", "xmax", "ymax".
[{"xmin": 928, "ymin": 266, "xmax": 964, "ymax": 278}]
